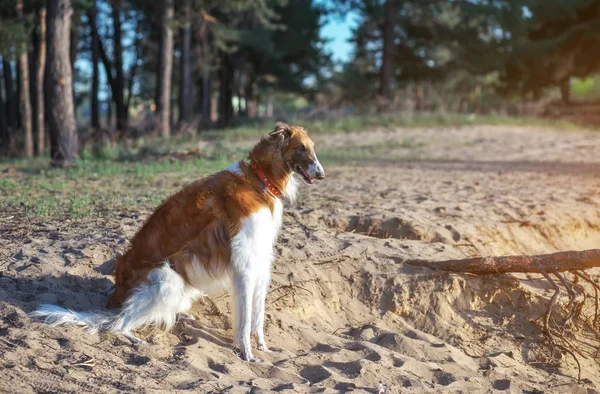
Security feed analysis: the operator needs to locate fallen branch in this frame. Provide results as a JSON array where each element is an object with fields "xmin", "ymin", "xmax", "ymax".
[
  {"xmin": 405, "ymin": 249, "xmax": 600, "ymax": 382},
  {"xmin": 405, "ymin": 249, "xmax": 600, "ymax": 274}
]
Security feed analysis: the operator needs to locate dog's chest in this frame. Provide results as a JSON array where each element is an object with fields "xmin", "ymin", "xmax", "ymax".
[{"xmin": 235, "ymin": 201, "xmax": 283, "ymax": 259}]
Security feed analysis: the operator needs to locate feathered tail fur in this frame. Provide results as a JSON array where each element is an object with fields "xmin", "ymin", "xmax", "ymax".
[{"xmin": 29, "ymin": 264, "xmax": 194, "ymax": 342}]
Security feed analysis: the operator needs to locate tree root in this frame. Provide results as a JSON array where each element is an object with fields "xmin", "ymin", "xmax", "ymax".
[{"xmin": 405, "ymin": 249, "xmax": 600, "ymax": 382}]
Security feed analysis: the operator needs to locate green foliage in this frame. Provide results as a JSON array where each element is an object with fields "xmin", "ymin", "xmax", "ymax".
[
  {"xmin": 572, "ymin": 76, "xmax": 600, "ymax": 99},
  {"xmin": 499, "ymin": 0, "xmax": 600, "ymax": 96},
  {"xmin": 332, "ymin": 0, "xmax": 600, "ymax": 104}
]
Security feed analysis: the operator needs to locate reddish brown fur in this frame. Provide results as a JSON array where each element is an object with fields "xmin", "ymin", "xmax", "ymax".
[{"xmin": 108, "ymin": 124, "xmax": 315, "ymax": 309}]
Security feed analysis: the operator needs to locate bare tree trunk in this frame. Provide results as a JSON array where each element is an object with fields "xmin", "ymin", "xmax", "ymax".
[
  {"xmin": 69, "ymin": 12, "xmax": 78, "ymax": 69},
  {"xmin": 560, "ymin": 79, "xmax": 570, "ymax": 105},
  {"xmin": 107, "ymin": 91, "xmax": 112, "ymax": 129},
  {"xmin": 201, "ymin": 76, "xmax": 211, "ymax": 127},
  {"xmin": 379, "ymin": 0, "xmax": 395, "ymax": 102},
  {"xmin": 199, "ymin": 28, "xmax": 212, "ymax": 129},
  {"xmin": 415, "ymin": 81, "xmax": 423, "ymax": 111},
  {"xmin": 3, "ymin": 60, "xmax": 17, "ymax": 130},
  {"xmin": 0, "ymin": 61, "xmax": 8, "ymax": 153},
  {"xmin": 34, "ymin": 6, "xmax": 47, "ymax": 156},
  {"xmin": 159, "ymin": 0, "xmax": 174, "ymax": 137},
  {"xmin": 69, "ymin": 8, "xmax": 79, "ymax": 110},
  {"xmin": 155, "ymin": 38, "xmax": 162, "ymax": 114},
  {"xmin": 47, "ymin": 0, "xmax": 79, "ymax": 166},
  {"xmin": 16, "ymin": 0, "xmax": 34, "ymax": 158},
  {"xmin": 178, "ymin": 0, "xmax": 192, "ymax": 128},
  {"xmin": 218, "ymin": 52, "xmax": 233, "ymax": 127},
  {"xmin": 125, "ymin": 19, "xmax": 141, "ymax": 115},
  {"xmin": 90, "ymin": 0, "xmax": 99, "ymax": 130},
  {"xmin": 111, "ymin": 0, "xmax": 127, "ymax": 134},
  {"xmin": 245, "ymin": 72, "xmax": 257, "ymax": 118}
]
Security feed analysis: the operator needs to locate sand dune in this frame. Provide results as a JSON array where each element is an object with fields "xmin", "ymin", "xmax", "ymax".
[{"xmin": 1, "ymin": 125, "xmax": 600, "ymax": 393}]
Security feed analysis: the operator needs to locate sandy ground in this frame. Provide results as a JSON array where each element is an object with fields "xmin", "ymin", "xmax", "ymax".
[{"xmin": 2, "ymin": 125, "xmax": 600, "ymax": 393}]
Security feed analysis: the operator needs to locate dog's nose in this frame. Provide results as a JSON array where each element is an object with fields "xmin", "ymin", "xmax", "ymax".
[{"xmin": 316, "ymin": 166, "xmax": 325, "ymax": 179}]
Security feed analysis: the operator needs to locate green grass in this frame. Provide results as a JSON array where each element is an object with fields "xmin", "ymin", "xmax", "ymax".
[
  {"xmin": 0, "ymin": 112, "xmax": 591, "ymax": 219},
  {"xmin": 0, "ymin": 150, "xmax": 235, "ymax": 219},
  {"xmin": 198, "ymin": 112, "xmax": 592, "ymax": 141}
]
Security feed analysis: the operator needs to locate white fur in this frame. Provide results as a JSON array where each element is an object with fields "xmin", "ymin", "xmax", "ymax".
[
  {"xmin": 230, "ymin": 205, "xmax": 283, "ymax": 361},
  {"xmin": 185, "ymin": 255, "xmax": 231, "ymax": 295},
  {"xmin": 308, "ymin": 158, "xmax": 324, "ymax": 179},
  {"xmin": 284, "ymin": 175, "xmax": 299, "ymax": 203},
  {"xmin": 29, "ymin": 305, "xmax": 114, "ymax": 332},
  {"xmin": 30, "ymin": 264, "xmax": 194, "ymax": 342},
  {"xmin": 226, "ymin": 161, "xmax": 243, "ymax": 176},
  {"xmin": 224, "ymin": 160, "xmax": 294, "ymax": 360}
]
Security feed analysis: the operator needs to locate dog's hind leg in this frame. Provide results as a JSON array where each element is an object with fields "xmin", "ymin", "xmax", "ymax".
[{"xmin": 110, "ymin": 264, "xmax": 187, "ymax": 337}]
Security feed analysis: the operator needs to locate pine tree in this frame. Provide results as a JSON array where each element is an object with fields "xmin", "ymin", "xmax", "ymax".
[
  {"xmin": 159, "ymin": 0, "xmax": 174, "ymax": 137},
  {"xmin": 47, "ymin": 0, "xmax": 79, "ymax": 166}
]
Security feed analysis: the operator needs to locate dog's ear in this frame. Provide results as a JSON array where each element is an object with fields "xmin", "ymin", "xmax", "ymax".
[{"xmin": 269, "ymin": 122, "xmax": 292, "ymax": 141}]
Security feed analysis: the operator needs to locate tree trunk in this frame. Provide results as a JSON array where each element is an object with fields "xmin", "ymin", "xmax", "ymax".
[
  {"xmin": 178, "ymin": 0, "xmax": 192, "ymax": 127},
  {"xmin": 70, "ymin": 8, "xmax": 79, "ymax": 109},
  {"xmin": 87, "ymin": 3, "xmax": 114, "ymax": 131},
  {"xmin": 69, "ymin": 12, "xmax": 78, "ymax": 69},
  {"xmin": 199, "ymin": 28, "xmax": 212, "ymax": 129},
  {"xmin": 111, "ymin": 0, "xmax": 127, "ymax": 134},
  {"xmin": 90, "ymin": 1, "xmax": 100, "ymax": 130},
  {"xmin": 47, "ymin": 0, "xmax": 79, "ymax": 166},
  {"xmin": 379, "ymin": 0, "xmax": 395, "ymax": 102},
  {"xmin": 3, "ymin": 60, "xmax": 17, "ymax": 130},
  {"xmin": 560, "ymin": 79, "xmax": 570, "ymax": 105},
  {"xmin": 155, "ymin": 39, "xmax": 162, "ymax": 114},
  {"xmin": 0, "ymin": 61, "xmax": 8, "ymax": 153},
  {"xmin": 158, "ymin": 0, "xmax": 174, "ymax": 137},
  {"xmin": 16, "ymin": 0, "xmax": 34, "ymax": 158},
  {"xmin": 245, "ymin": 72, "xmax": 257, "ymax": 118},
  {"xmin": 107, "ymin": 91, "xmax": 112, "ymax": 129},
  {"xmin": 34, "ymin": 6, "xmax": 47, "ymax": 156},
  {"xmin": 218, "ymin": 52, "xmax": 233, "ymax": 127},
  {"xmin": 201, "ymin": 76, "xmax": 212, "ymax": 127},
  {"xmin": 125, "ymin": 19, "xmax": 141, "ymax": 116},
  {"xmin": 415, "ymin": 81, "xmax": 423, "ymax": 111},
  {"xmin": 16, "ymin": 62, "xmax": 21, "ymax": 127}
]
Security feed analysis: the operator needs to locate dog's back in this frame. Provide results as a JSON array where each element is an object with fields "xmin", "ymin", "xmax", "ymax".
[{"xmin": 108, "ymin": 168, "xmax": 275, "ymax": 308}]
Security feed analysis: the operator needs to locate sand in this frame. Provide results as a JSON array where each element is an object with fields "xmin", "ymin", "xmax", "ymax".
[{"xmin": 1, "ymin": 125, "xmax": 600, "ymax": 393}]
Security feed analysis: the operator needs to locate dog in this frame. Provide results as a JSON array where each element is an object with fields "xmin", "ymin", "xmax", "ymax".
[{"xmin": 31, "ymin": 122, "xmax": 325, "ymax": 362}]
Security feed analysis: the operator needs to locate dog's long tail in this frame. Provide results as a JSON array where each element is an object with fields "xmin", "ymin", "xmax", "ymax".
[
  {"xmin": 29, "ymin": 305, "xmax": 116, "ymax": 333},
  {"xmin": 29, "ymin": 264, "xmax": 189, "ymax": 341}
]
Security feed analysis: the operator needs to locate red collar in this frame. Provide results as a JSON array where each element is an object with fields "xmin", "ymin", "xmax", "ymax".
[{"xmin": 249, "ymin": 160, "xmax": 283, "ymax": 198}]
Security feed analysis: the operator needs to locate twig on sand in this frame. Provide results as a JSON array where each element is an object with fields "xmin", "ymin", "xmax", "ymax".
[
  {"xmin": 269, "ymin": 283, "xmax": 314, "ymax": 305},
  {"xmin": 69, "ymin": 356, "xmax": 96, "ymax": 369}
]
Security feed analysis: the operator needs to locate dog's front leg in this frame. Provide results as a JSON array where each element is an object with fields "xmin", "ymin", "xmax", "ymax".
[
  {"xmin": 232, "ymin": 270, "xmax": 258, "ymax": 362},
  {"xmin": 252, "ymin": 275, "xmax": 271, "ymax": 352}
]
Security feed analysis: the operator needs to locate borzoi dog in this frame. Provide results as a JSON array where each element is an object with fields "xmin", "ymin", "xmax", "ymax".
[{"xmin": 31, "ymin": 122, "xmax": 325, "ymax": 362}]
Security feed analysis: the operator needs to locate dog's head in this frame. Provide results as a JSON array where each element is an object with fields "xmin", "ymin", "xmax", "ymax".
[{"xmin": 269, "ymin": 122, "xmax": 325, "ymax": 184}]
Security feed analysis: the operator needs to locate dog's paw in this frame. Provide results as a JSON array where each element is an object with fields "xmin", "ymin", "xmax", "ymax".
[
  {"xmin": 176, "ymin": 313, "xmax": 196, "ymax": 322},
  {"xmin": 234, "ymin": 348, "xmax": 262, "ymax": 363},
  {"xmin": 121, "ymin": 331, "xmax": 145, "ymax": 345},
  {"xmin": 257, "ymin": 343, "xmax": 273, "ymax": 353}
]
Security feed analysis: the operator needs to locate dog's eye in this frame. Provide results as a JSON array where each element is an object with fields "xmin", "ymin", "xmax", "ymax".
[{"xmin": 297, "ymin": 144, "xmax": 306, "ymax": 152}]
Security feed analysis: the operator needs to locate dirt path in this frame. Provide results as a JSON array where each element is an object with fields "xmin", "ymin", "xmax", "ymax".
[{"xmin": 1, "ymin": 125, "xmax": 600, "ymax": 393}]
